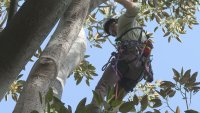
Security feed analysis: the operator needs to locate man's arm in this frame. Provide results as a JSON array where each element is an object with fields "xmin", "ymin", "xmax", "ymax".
[{"xmin": 115, "ymin": 0, "xmax": 139, "ymax": 16}]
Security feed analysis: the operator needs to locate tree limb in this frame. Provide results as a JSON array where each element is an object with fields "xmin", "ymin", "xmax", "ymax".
[
  {"xmin": 7, "ymin": 0, "xmax": 19, "ymax": 25},
  {"xmin": 0, "ymin": 0, "xmax": 72, "ymax": 101},
  {"xmin": 13, "ymin": 0, "xmax": 89, "ymax": 112}
]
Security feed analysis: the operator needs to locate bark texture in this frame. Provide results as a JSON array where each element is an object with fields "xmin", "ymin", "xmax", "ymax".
[
  {"xmin": 0, "ymin": 0, "xmax": 72, "ymax": 100},
  {"xmin": 13, "ymin": 0, "xmax": 89, "ymax": 112},
  {"xmin": 13, "ymin": 31, "xmax": 86, "ymax": 113},
  {"xmin": 7, "ymin": 0, "xmax": 19, "ymax": 24}
]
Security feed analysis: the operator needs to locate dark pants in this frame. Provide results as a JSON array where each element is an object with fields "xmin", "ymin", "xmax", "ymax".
[{"xmin": 90, "ymin": 51, "xmax": 144, "ymax": 112}]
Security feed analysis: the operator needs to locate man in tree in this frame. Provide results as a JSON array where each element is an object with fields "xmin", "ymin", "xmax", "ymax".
[{"xmin": 90, "ymin": 0, "xmax": 153, "ymax": 112}]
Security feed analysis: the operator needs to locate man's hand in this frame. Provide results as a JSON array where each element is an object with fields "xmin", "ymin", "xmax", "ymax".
[{"xmin": 115, "ymin": 0, "xmax": 138, "ymax": 11}]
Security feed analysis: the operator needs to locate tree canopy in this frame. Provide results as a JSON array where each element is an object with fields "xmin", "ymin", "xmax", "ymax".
[{"xmin": 0, "ymin": 0, "xmax": 200, "ymax": 113}]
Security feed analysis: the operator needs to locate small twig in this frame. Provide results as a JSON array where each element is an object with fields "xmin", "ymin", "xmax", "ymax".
[
  {"xmin": 179, "ymin": 84, "xmax": 185, "ymax": 97},
  {"xmin": 184, "ymin": 90, "xmax": 189, "ymax": 110},
  {"xmin": 166, "ymin": 97, "xmax": 176, "ymax": 113},
  {"xmin": 189, "ymin": 91, "xmax": 192, "ymax": 106},
  {"xmin": 106, "ymin": 37, "xmax": 117, "ymax": 49}
]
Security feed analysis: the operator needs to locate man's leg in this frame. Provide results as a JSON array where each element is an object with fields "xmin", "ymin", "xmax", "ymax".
[{"xmin": 90, "ymin": 64, "xmax": 119, "ymax": 112}]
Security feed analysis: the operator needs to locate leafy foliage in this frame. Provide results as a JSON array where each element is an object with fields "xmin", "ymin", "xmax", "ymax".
[
  {"xmin": 1, "ymin": 0, "xmax": 199, "ymax": 113},
  {"xmin": 138, "ymin": 0, "xmax": 200, "ymax": 42},
  {"xmin": 85, "ymin": 0, "xmax": 200, "ymax": 49},
  {"xmin": 33, "ymin": 88, "xmax": 97, "ymax": 113},
  {"xmin": 72, "ymin": 55, "xmax": 97, "ymax": 86},
  {"xmin": 5, "ymin": 74, "xmax": 25, "ymax": 101},
  {"xmin": 86, "ymin": 68, "xmax": 200, "ymax": 113}
]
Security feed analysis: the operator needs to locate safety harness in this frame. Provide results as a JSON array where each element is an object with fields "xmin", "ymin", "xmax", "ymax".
[{"xmin": 102, "ymin": 27, "xmax": 154, "ymax": 98}]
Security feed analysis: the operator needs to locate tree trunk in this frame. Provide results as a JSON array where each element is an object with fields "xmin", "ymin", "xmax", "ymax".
[
  {"xmin": 0, "ymin": 0, "xmax": 72, "ymax": 101},
  {"xmin": 13, "ymin": 0, "xmax": 89, "ymax": 112},
  {"xmin": 13, "ymin": 30, "xmax": 87, "ymax": 113}
]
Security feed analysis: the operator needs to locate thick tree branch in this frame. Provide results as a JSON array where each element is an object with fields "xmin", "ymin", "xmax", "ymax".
[
  {"xmin": 0, "ymin": 0, "xmax": 72, "ymax": 101},
  {"xmin": 13, "ymin": 0, "xmax": 89, "ymax": 112},
  {"xmin": 7, "ymin": 0, "xmax": 19, "ymax": 25},
  {"xmin": 13, "ymin": 30, "xmax": 86, "ymax": 113}
]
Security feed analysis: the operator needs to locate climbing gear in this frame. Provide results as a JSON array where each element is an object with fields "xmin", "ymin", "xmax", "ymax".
[
  {"xmin": 115, "ymin": 27, "xmax": 145, "ymax": 42},
  {"xmin": 102, "ymin": 27, "xmax": 154, "ymax": 96}
]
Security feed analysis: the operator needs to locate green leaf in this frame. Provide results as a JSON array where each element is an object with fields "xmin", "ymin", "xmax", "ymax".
[
  {"xmin": 150, "ymin": 13, "xmax": 155, "ymax": 20},
  {"xmin": 151, "ymin": 99, "xmax": 162, "ymax": 108},
  {"xmin": 156, "ymin": 89, "xmax": 166, "ymax": 98},
  {"xmin": 111, "ymin": 100, "xmax": 122, "ymax": 107},
  {"xmin": 84, "ymin": 55, "xmax": 90, "ymax": 58},
  {"xmin": 143, "ymin": 10, "xmax": 150, "ymax": 15},
  {"xmin": 154, "ymin": 109, "xmax": 161, "ymax": 113},
  {"xmin": 141, "ymin": 95, "xmax": 148, "ymax": 111},
  {"xmin": 92, "ymin": 91, "xmax": 103, "ymax": 106},
  {"xmin": 189, "ymin": 72, "xmax": 198, "ymax": 83},
  {"xmin": 154, "ymin": 26, "xmax": 159, "ymax": 32},
  {"xmin": 76, "ymin": 76, "xmax": 83, "ymax": 85},
  {"xmin": 180, "ymin": 69, "xmax": 191, "ymax": 85},
  {"xmin": 160, "ymin": 81, "xmax": 175, "ymax": 88},
  {"xmin": 103, "ymin": 101, "xmax": 110, "ymax": 110},
  {"xmin": 163, "ymin": 32, "xmax": 170, "ymax": 37},
  {"xmin": 75, "ymin": 98, "xmax": 87, "ymax": 113},
  {"xmin": 173, "ymin": 68, "xmax": 180, "ymax": 82},
  {"xmin": 133, "ymin": 94, "xmax": 139, "ymax": 105},
  {"xmin": 162, "ymin": 11, "xmax": 170, "ymax": 17},
  {"xmin": 86, "ymin": 79, "xmax": 90, "ymax": 86},
  {"xmin": 175, "ymin": 36, "xmax": 182, "ymax": 43},
  {"xmin": 106, "ymin": 87, "xmax": 114, "ymax": 102},
  {"xmin": 45, "ymin": 88, "xmax": 53, "ymax": 103},
  {"xmin": 155, "ymin": 15, "xmax": 161, "ymax": 24},
  {"xmin": 168, "ymin": 90, "xmax": 176, "ymax": 97},
  {"xmin": 119, "ymin": 101, "xmax": 135, "ymax": 112},
  {"xmin": 94, "ymin": 44, "xmax": 102, "ymax": 48},
  {"xmin": 47, "ymin": 103, "xmax": 50, "ymax": 113},
  {"xmin": 185, "ymin": 109, "xmax": 199, "ymax": 113}
]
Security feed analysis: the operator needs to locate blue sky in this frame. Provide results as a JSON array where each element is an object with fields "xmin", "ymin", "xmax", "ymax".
[{"xmin": 0, "ymin": 6, "xmax": 200, "ymax": 113}]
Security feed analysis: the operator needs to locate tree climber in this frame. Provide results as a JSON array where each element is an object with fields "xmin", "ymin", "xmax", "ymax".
[{"xmin": 90, "ymin": 0, "xmax": 153, "ymax": 112}]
